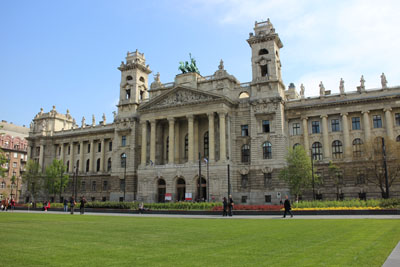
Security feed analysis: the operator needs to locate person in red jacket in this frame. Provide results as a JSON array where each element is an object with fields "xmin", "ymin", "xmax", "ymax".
[{"xmin": 10, "ymin": 198, "xmax": 15, "ymax": 211}]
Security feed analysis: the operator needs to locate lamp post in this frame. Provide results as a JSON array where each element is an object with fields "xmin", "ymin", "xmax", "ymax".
[
  {"xmin": 74, "ymin": 166, "xmax": 78, "ymax": 201},
  {"xmin": 227, "ymin": 156, "xmax": 231, "ymax": 197},
  {"xmin": 382, "ymin": 137, "xmax": 389, "ymax": 199},
  {"xmin": 310, "ymin": 149, "xmax": 315, "ymax": 200},
  {"xmin": 122, "ymin": 153, "xmax": 127, "ymax": 201},
  {"xmin": 206, "ymin": 158, "xmax": 209, "ymax": 202}
]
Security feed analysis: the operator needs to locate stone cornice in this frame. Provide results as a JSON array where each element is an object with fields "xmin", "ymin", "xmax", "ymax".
[{"xmin": 118, "ymin": 63, "xmax": 151, "ymax": 74}]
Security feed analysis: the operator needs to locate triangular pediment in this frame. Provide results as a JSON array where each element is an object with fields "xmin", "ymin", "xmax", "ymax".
[{"xmin": 139, "ymin": 86, "xmax": 230, "ymax": 112}]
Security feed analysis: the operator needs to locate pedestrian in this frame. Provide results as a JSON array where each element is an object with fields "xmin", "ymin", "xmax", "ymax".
[
  {"xmin": 222, "ymin": 197, "xmax": 228, "ymax": 216},
  {"xmin": 283, "ymin": 195, "xmax": 293, "ymax": 218},
  {"xmin": 80, "ymin": 196, "xmax": 86, "ymax": 215},
  {"xmin": 138, "ymin": 202, "xmax": 145, "ymax": 214},
  {"xmin": 70, "ymin": 197, "xmax": 76, "ymax": 215},
  {"xmin": 63, "ymin": 198, "xmax": 68, "ymax": 212},
  {"xmin": 10, "ymin": 198, "xmax": 15, "ymax": 211},
  {"xmin": 228, "ymin": 195, "xmax": 234, "ymax": 217},
  {"xmin": 4, "ymin": 198, "xmax": 9, "ymax": 211}
]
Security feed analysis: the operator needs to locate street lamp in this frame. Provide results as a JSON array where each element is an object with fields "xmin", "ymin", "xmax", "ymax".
[
  {"xmin": 310, "ymin": 149, "xmax": 315, "ymax": 200},
  {"xmin": 227, "ymin": 156, "xmax": 231, "ymax": 197}
]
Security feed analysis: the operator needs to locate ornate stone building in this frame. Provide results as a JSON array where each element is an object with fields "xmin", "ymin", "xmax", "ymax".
[
  {"xmin": 26, "ymin": 20, "xmax": 400, "ymax": 204},
  {"xmin": 0, "ymin": 121, "xmax": 29, "ymax": 202}
]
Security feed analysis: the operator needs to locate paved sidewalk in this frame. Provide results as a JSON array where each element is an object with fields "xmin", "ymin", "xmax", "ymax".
[
  {"xmin": 7, "ymin": 210, "xmax": 400, "ymax": 219},
  {"xmin": 383, "ymin": 242, "xmax": 400, "ymax": 267}
]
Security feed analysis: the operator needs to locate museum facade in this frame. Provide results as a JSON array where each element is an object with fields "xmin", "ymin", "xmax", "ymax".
[{"xmin": 25, "ymin": 20, "xmax": 400, "ymax": 204}]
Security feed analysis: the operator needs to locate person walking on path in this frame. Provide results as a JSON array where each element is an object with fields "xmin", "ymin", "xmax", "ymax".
[
  {"xmin": 80, "ymin": 196, "xmax": 86, "ymax": 215},
  {"xmin": 10, "ymin": 198, "xmax": 15, "ymax": 211},
  {"xmin": 228, "ymin": 195, "xmax": 234, "ymax": 217},
  {"xmin": 283, "ymin": 195, "xmax": 293, "ymax": 218},
  {"xmin": 70, "ymin": 197, "xmax": 76, "ymax": 215},
  {"xmin": 3, "ymin": 198, "xmax": 9, "ymax": 211},
  {"xmin": 222, "ymin": 197, "xmax": 228, "ymax": 217},
  {"xmin": 63, "ymin": 198, "xmax": 68, "ymax": 212}
]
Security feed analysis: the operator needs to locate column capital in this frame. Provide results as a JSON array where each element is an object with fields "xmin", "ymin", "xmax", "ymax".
[
  {"xmin": 361, "ymin": 110, "xmax": 370, "ymax": 114},
  {"xmin": 186, "ymin": 114, "xmax": 194, "ymax": 120},
  {"xmin": 384, "ymin": 108, "xmax": 392, "ymax": 112},
  {"xmin": 167, "ymin": 117, "xmax": 175, "ymax": 123},
  {"xmin": 140, "ymin": 120, "xmax": 147, "ymax": 126},
  {"xmin": 218, "ymin": 111, "xmax": 227, "ymax": 117},
  {"xmin": 320, "ymin": 114, "xmax": 328, "ymax": 119},
  {"xmin": 207, "ymin": 112, "xmax": 215, "ymax": 118},
  {"xmin": 301, "ymin": 116, "xmax": 308, "ymax": 121},
  {"xmin": 149, "ymin": 119, "xmax": 156, "ymax": 124},
  {"xmin": 340, "ymin": 112, "xmax": 348, "ymax": 117}
]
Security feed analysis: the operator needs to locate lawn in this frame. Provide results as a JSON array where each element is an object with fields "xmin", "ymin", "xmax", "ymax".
[{"xmin": 0, "ymin": 213, "xmax": 399, "ymax": 266}]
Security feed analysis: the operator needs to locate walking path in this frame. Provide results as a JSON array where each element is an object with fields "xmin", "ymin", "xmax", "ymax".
[{"xmin": 4, "ymin": 210, "xmax": 400, "ymax": 265}]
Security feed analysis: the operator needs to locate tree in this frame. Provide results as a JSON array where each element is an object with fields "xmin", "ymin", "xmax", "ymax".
[
  {"xmin": 279, "ymin": 145, "xmax": 317, "ymax": 201},
  {"xmin": 45, "ymin": 159, "xmax": 69, "ymax": 202},
  {"xmin": 22, "ymin": 160, "xmax": 43, "ymax": 204},
  {"xmin": 0, "ymin": 126, "xmax": 7, "ymax": 177},
  {"xmin": 328, "ymin": 161, "xmax": 343, "ymax": 200},
  {"xmin": 364, "ymin": 137, "xmax": 400, "ymax": 198}
]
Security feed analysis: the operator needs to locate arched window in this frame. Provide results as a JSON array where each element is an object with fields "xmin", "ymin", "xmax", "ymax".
[
  {"xmin": 260, "ymin": 64, "xmax": 268, "ymax": 77},
  {"xmin": 259, "ymin": 49, "xmax": 269, "ymax": 55},
  {"xmin": 176, "ymin": 178, "xmax": 186, "ymax": 201},
  {"xmin": 262, "ymin": 142, "xmax": 272, "ymax": 159},
  {"xmin": 184, "ymin": 134, "xmax": 188, "ymax": 160},
  {"xmin": 121, "ymin": 153, "xmax": 127, "ymax": 168},
  {"xmin": 332, "ymin": 140, "xmax": 343, "ymax": 159},
  {"xmin": 107, "ymin": 158, "xmax": 112, "ymax": 172},
  {"xmin": 166, "ymin": 136, "xmax": 169, "ymax": 162},
  {"xmin": 96, "ymin": 158, "xmax": 101, "ymax": 172},
  {"xmin": 293, "ymin": 143, "xmax": 301, "ymax": 150},
  {"xmin": 312, "ymin": 142, "xmax": 323, "ymax": 160},
  {"xmin": 139, "ymin": 76, "xmax": 145, "ymax": 82},
  {"xmin": 126, "ymin": 76, "xmax": 133, "ymax": 81},
  {"xmin": 239, "ymin": 92, "xmax": 250, "ymax": 99},
  {"xmin": 204, "ymin": 132, "xmax": 209, "ymax": 158},
  {"xmin": 241, "ymin": 145, "xmax": 250, "ymax": 163},
  {"xmin": 86, "ymin": 159, "xmax": 90, "ymax": 172},
  {"xmin": 396, "ymin": 135, "xmax": 400, "ymax": 142},
  {"xmin": 157, "ymin": 179, "xmax": 166, "ymax": 203},
  {"xmin": 353, "ymin": 138, "xmax": 363, "ymax": 158}
]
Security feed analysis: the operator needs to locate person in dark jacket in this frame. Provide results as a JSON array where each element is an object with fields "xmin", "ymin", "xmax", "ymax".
[
  {"xmin": 228, "ymin": 195, "xmax": 234, "ymax": 217},
  {"xmin": 63, "ymin": 198, "xmax": 68, "ymax": 212},
  {"xmin": 70, "ymin": 197, "xmax": 75, "ymax": 215},
  {"xmin": 283, "ymin": 195, "xmax": 293, "ymax": 218},
  {"xmin": 222, "ymin": 197, "xmax": 228, "ymax": 216},
  {"xmin": 80, "ymin": 196, "xmax": 86, "ymax": 215}
]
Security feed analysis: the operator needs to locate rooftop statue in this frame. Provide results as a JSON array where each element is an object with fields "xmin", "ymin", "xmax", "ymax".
[
  {"xmin": 178, "ymin": 53, "xmax": 200, "ymax": 74},
  {"xmin": 339, "ymin": 78, "xmax": 345, "ymax": 94},
  {"xmin": 381, "ymin": 73, "xmax": 388, "ymax": 88}
]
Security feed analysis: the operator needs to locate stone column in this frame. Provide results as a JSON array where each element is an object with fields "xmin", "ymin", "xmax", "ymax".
[
  {"xmin": 384, "ymin": 108, "xmax": 394, "ymax": 140},
  {"xmin": 27, "ymin": 146, "xmax": 32, "ymax": 160},
  {"xmin": 194, "ymin": 118, "xmax": 199, "ymax": 159},
  {"xmin": 141, "ymin": 121, "xmax": 147, "ymax": 166},
  {"xmin": 69, "ymin": 142, "xmax": 74, "ymax": 172},
  {"xmin": 341, "ymin": 113, "xmax": 351, "ymax": 158},
  {"xmin": 89, "ymin": 140, "xmax": 95, "ymax": 172},
  {"xmin": 79, "ymin": 141, "xmax": 84, "ymax": 173},
  {"xmin": 174, "ymin": 121, "xmax": 180, "ymax": 163},
  {"xmin": 100, "ymin": 139, "xmax": 105, "ymax": 172},
  {"xmin": 219, "ymin": 112, "xmax": 227, "ymax": 161},
  {"xmin": 187, "ymin": 115, "xmax": 194, "ymax": 162},
  {"xmin": 150, "ymin": 120, "xmax": 156, "ymax": 165},
  {"xmin": 302, "ymin": 117, "xmax": 310, "ymax": 155},
  {"xmin": 321, "ymin": 115, "xmax": 330, "ymax": 159},
  {"xmin": 60, "ymin": 143, "xmax": 64, "ymax": 163},
  {"xmin": 362, "ymin": 111, "xmax": 371, "ymax": 142},
  {"xmin": 39, "ymin": 144, "xmax": 44, "ymax": 170},
  {"xmin": 208, "ymin": 112, "xmax": 215, "ymax": 162},
  {"xmin": 168, "ymin": 117, "xmax": 175, "ymax": 164}
]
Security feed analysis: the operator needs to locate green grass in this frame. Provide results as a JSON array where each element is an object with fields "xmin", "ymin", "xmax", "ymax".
[{"xmin": 0, "ymin": 213, "xmax": 399, "ymax": 266}]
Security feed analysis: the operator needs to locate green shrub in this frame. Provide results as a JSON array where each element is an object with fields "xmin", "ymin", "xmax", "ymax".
[{"xmin": 292, "ymin": 199, "xmax": 399, "ymax": 209}]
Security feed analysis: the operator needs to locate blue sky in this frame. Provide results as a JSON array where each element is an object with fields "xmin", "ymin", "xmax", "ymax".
[{"xmin": 1, "ymin": 0, "xmax": 400, "ymax": 127}]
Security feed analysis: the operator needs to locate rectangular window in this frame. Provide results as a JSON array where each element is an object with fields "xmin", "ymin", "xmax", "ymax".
[
  {"xmin": 292, "ymin": 123, "xmax": 300, "ymax": 135},
  {"xmin": 241, "ymin": 125, "xmax": 249, "ymax": 136},
  {"xmin": 58, "ymin": 147, "xmax": 61, "ymax": 156},
  {"xmin": 264, "ymin": 173, "xmax": 272, "ymax": 188},
  {"xmin": 352, "ymin": 117, "xmax": 361, "ymax": 130},
  {"xmin": 68, "ymin": 146, "xmax": 71, "ymax": 155},
  {"xmin": 373, "ymin": 115, "xmax": 382, "ymax": 128},
  {"xmin": 87, "ymin": 144, "xmax": 91, "ymax": 153},
  {"xmin": 312, "ymin": 121, "xmax": 320, "ymax": 134},
  {"xmin": 262, "ymin": 120, "xmax": 270, "ymax": 133},
  {"xmin": 241, "ymin": 196, "xmax": 247, "ymax": 203},
  {"xmin": 109, "ymin": 141, "xmax": 112, "ymax": 151},
  {"xmin": 77, "ymin": 144, "xmax": 80, "ymax": 154},
  {"xmin": 12, "ymin": 162, "xmax": 17, "ymax": 168},
  {"xmin": 120, "ymin": 179, "xmax": 125, "ymax": 191},
  {"xmin": 13, "ymin": 152, "xmax": 18, "ymax": 158},
  {"xmin": 331, "ymin": 119, "xmax": 340, "ymax": 132},
  {"xmin": 395, "ymin": 113, "xmax": 400, "ymax": 126},
  {"xmin": 81, "ymin": 181, "xmax": 86, "ymax": 191},
  {"xmin": 98, "ymin": 143, "xmax": 101, "ymax": 153},
  {"xmin": 103, "ymin": 180, "xmax": 108, "ymax": 191},
  {"xmin": 241, "ymin": 174, "xmax": 248, "ymax": 188},
  {"xmin": 91, "ymin": 181, "xmax": 96, "ymax": 191},
  {"xmin": 121, "ymin": 136, "xmax": 126, "ymax": 147},
  {"xmin": 265, "ymin": 195, "xmax": 272, "ymax": 203}
]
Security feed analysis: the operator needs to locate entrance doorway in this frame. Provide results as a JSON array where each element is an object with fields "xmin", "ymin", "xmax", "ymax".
[
  {"xmin": 176, "ymin": 178, "xmax": 186, "ymax": 201},
  {"xmin": 157, "ymin": 179, "xmax": 166, "ymax": 203}
]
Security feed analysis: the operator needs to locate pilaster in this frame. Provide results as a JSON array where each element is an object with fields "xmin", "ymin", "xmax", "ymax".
[
  {"xmin": 321, "ymin": 115, "xmax": 330, "ymax": 160},
  {"xmin": 208, "ymin": 112, "xmax": 215, "ymax": 162}
]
